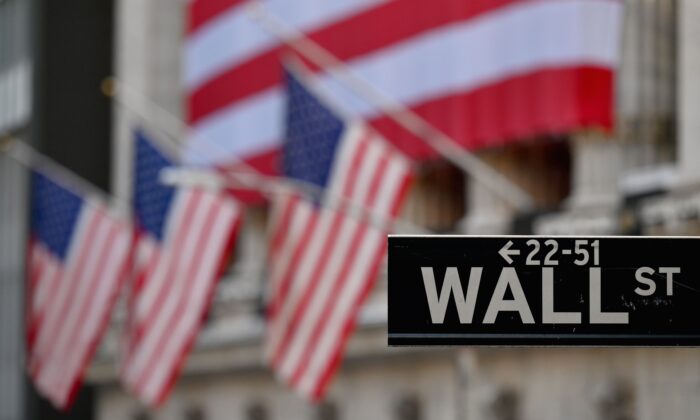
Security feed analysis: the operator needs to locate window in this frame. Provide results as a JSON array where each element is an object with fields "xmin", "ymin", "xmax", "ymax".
[
  {"xmin": 132, "ymin": 410, "xmax": 151, "ymax": 420},
  {"xmin": 598, "ymin": 381, "xmax": 635, "ymax": 420},
  {"xmin": 486, "ymin": 388, "xmax": 519, "ymax": 420},
  {"xmin": 403, "ymin": 162, "xmax": 465, "ymax": 232},
  {"xmin": 246, "ymin": 401, "xmax": 268, "ymax": 420},
  {"xmin": 394, "ymin": 394, "xmax": 422, "ymax": 420},
  {"xmin": 618, "ymin": 0, "xmax": 678, "ymax": 168},
  {"xmin": 316, "ymin": 401, "xmax": 339, "ymax": 420},
  {"xmin": 184, "ymin": 405, "xmax": 205, "ymax": 420}
]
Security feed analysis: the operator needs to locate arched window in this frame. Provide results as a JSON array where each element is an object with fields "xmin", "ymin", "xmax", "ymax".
[
  {"xmin": 394, "ymin": 394, "xmax": 422, "ymax": 420},
  {"xmin": 598, "ymin": 381, "xmax": 635, "ymax": 420},
  {"xmin": 246, "ymin": 401, "xmax": 268, "ymax": 420},
  {"xmin": 184, "ymin": 405, "xmax": 205, "ymax": 420},
  {"xmin": 316, "ymin": 400, "xmax": 339, "ymax": 420}
]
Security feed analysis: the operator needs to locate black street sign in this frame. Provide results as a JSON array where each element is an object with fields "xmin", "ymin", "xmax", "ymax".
[{"xmin": 388, "ymin": 236, "xmax": 700, "ymax": 346}]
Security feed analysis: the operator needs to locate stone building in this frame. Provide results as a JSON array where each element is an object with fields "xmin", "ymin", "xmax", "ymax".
[{"xmin": 2, "ymin": 0, "xmax": 700, "ymax": 419}]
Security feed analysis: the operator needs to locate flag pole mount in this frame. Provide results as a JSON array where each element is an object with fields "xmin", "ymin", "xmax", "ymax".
[
  {"xmin": 0, "ymin": 135, "xmax": 15, "ymax": 153},
  {"xmin": 101, "ymin": 77, "xmax": 118, "ymax": 98}
]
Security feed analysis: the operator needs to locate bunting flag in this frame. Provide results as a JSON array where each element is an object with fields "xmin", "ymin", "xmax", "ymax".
[
  {"xmin": 120, "ymin": 131, "xmax": 243, "ymax": 406},
  {"xmin": 185, "ymin": 0, "xmax": 621, "ymax": 173},
  {"xmin": 27, "ymin": 170, "xmax": 131, "ymax": 410},
  {"xmin": 265, "ymin": 69, "xmax": 412, "ymax": 400}
]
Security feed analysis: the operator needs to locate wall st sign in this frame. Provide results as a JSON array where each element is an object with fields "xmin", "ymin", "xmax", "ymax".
[{"xmin": 388, "ymin": 236, "xmax": 699, "ymax": 345}]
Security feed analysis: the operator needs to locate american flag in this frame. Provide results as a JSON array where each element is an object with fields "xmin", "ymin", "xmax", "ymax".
[
  {"xmin": 120, "ymin": 131, "xmax": 243, "ymax": 406},
  {"xmin": 184, "ymin": 0, "xmax": 621, "ymax": 173},
  {"xmin": 27, "ymin": 170, "xmax": 132, "ymax": 410},
  {"xmin": 264, "ymin": 69, "xmax": 412, "ymax": 401}
]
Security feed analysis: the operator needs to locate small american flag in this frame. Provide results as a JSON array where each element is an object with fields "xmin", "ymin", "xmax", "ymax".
[
  {"xmin": 265, "ymin": 69, "xmax": 412, "ymax": 401},
  {"xmin": 120, "ymin": 131, "xmax": 243, "ymax": 406},
  {"xmin": 27, "ymin": 170, "xmax": 132, "ymax": 410}
]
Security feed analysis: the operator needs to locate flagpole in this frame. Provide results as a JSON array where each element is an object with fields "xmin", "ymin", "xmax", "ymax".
[
  {"xmin": 105, "ymin": 79, "xmax": 428, "ymax": 234},
  {"xmin": 0, "ymin": 135, "xmax": 126, "ymax": 212},
  {"xmin": 246, "ymin": 1, "xmax": 535, "ymax": 211}
]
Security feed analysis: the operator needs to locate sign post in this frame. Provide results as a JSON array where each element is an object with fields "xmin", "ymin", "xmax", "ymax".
[{"xmin": 388, "ymin": 236, "xmax": 700, "ymax": 346}]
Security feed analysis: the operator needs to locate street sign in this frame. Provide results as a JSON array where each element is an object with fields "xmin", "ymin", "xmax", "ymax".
[{"xmin": 388, "ymin": 236, "xmax": 700, "ymax": 346}]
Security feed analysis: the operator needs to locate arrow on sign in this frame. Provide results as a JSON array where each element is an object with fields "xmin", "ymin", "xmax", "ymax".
[{"xmin": 499, "ymin": 240, "xmax": 520, "ymax": 264}]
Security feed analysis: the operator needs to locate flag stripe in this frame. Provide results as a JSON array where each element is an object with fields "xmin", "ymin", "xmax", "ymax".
[
  {"xmin": 290, "ymin": 223, "xmax": 374, "ymax": 389},
  {"xmin": 268, "ymin": 210, "xmax": 337, "ymax": 355},
  {"xmin": 30, "ymin": 206, "xmax": 104, "ymax": 374},
  {"xmin": 266, "ymin": 83, "xmax": 412, "ymax": 400},
  {"xmin": 271, "ymin": 209, "xmax": 348, "ymax": 369},
  {"xmin": 28, "ymin": 186, "xmax": 131, "ymax": 410},
  {"xmin": 29, "ymin": 247, "xmax": 55, "ymax": 318},
  {"xmin": 140, "ymin": 200, "xmax": 238, "ymax": 405},
  {"xmin": 265, "ymin": 201, "xmax": 312, "ymax": 359},
  {"xmin": 270, "ymin": 135, "xmax": 375, "ymax": 358},
  {"xmin": 188, "ymin": 0, "xmax": 620, "ymax": 132},
  {"xmin": 281, "ymin": 212, "xmax": 360, "ymax": 381},
  {"xmin": 188, "ymin": 64, "xmax": 613, "ymax": 166},
  {"xmin": 28, "ymin": 244, "xmax": 45, "ymax": 290},
  {"xmin": 133, "ymin": 192, "xmax": 198, "ymax": 321},
  {"xmin": 265, "ymin": 208, "xmax": 318, "ymax": 324},
  {"xmin": 267, "ymin": 136, "xmax": 382, "ymax": 361},
  {"xmin": 46, "ymin": 212, "xmax": 114, "ymax": 372},
  {"xmin": 185, "ymin": 0, "xmax": 386, "ymax": 90},
  {"xmin": 278, "ymin": 147, "xmax": 390, "ymax": 380},
  {"xmin": 309, "ymin": 232, "xmax": 386, "ymax": 399},
  {"xmin": 370, "ymin": 65, "xmax": 614, "ymax": 157},
  {"xmin": 41, "ymin": 212, "xmax": 117, "ymax": 395},
  {"xmin": 125, "ymin": 191, "xmax": 213, "ymax": 385},
  {"xmin": 284, "ymin": 141, "xmax": 392, "ymax": 383},
  {"xmin": 27, "ymin": 255, "xmax": 61, "ymax": 355},
  {"xmin": 187, "ymin": 0, "xmax": 246, "ymax": 34},
  {"xmin": 132, "ymin": 193, "xmax": 219, "ymax": 390},
  {"xmin": 298, "ymin": 228, "xmax": 384, "ymax": 398},
  {"xmin": 54, "ymin": 220, "xmax": 131, "ymax": 406},
  {"xmin": 123, "ymin": 132, "xmax": 243, "ymax": 409},
  {"xmin": 268, "ymin": 194, "xmax": 300, "ymax": 258},
  {"xmin": 187, "ymin": 0, "xmax": 523, "ymax": 122},
  {"xmin": 264, "ymin": 200, "xmax": 315, "ymax": 342}
]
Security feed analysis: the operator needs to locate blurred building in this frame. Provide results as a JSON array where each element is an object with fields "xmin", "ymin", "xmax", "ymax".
[
  {"xmin": 0, "ymin": 2, "xmax": 31, "ymax": 419},
  {"xmin": 1, "ymin": 0, "xmax": 114, "ymax": 418},
  {"xmin": 2, "ymin": 0, "xmax": 700, "ymax": 419}
]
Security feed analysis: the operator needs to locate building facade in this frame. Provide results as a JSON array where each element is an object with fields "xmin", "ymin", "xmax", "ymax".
[
  {"xmin": 2, "ymin": 0, "xmax": 700, "ymax": 419},
  {"xmin": 92, "ymin": 1, "xmax": 700, "ymax": 420},
  {"xmin": 0, "ymin": 0, "xmax": 32, "ymax": 418}
]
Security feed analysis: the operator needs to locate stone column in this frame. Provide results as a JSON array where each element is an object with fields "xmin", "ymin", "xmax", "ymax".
[
  {"xmin": 459, "ymin": 152, "xmax": 518, "ymax": 235},
  {"xmin": 112, "ymin": 0, "xmax": 151, "ymax": 210},
  {"xmin": 535, "ymin": 133, "xmax": 622, "ymax": 235},
  {"xmin": 567, "ymin": 132, "xmax": 622, "ymax": 208},
  {"xmin": 676, "ymin": 0, "xmax": 700, "ymax": 186},
  {"xmin": 460, "ymin": 176, "xmax": 514, "ymax": 235},
  {"xmin": 0, "ymin": 153, "xmax": 28, "ymax": 420},
  {"xmin": 112, "ymin": 0, "xmax": 184, "ymax": 209}
]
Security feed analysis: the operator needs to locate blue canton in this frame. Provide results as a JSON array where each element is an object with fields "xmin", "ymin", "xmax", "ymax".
[
  {"xmin": 134, "ymin": 130, "xmax": 176, "ymax": 241},
  {"xmin": 31, "ymin": 171, "xmax": 83, "ymax": 260},
  {"xmin": 283, "ymin": 70, "xmax": 345, "ymax": 190}
]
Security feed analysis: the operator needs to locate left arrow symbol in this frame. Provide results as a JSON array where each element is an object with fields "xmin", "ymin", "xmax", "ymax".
[{"xmin": 499, "ymin": 240, "xmax": 520, "ymax": 264}]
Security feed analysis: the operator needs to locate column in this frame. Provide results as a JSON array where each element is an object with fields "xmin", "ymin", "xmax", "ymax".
[{"xmin": 677, "ymin": 0, "xmax": 700, "ymax": 185}]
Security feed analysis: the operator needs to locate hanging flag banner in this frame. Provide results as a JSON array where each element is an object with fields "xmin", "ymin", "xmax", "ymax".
[{"xmin": 388, "ymin": 236, "xmax": 700, "ymax": 346}]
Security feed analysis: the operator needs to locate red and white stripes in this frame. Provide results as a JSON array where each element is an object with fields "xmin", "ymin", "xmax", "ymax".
[
  {"xmin": 185, "ymin": 0, "xmax": 622, "ymax": 167},
  {"xmin": 265, "ymin": 125, "xmax": 412, "ymax": 400},
  {"xmin": 121, "ymin": 189, "xmax": 242, "ymax": 406},
  {"xmin": 27, "ymin": 203, "xmax": 131, "ymax": 409}
]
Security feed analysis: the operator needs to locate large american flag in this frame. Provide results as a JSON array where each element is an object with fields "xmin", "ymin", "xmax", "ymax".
[
  {"xmin": 184, "ymin": 0, "xmax": 621, "ymax": 173},
  {"xmin": 120, "ymin": 131, "xmax": 243, "ymax": 406},
  {"xmin": 27, "ymin": 170, "xmax": 131, "ymax": 410},
  {"xmin": 264, "ymin": 69, "xmax": 412, "ymax": 400}
]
